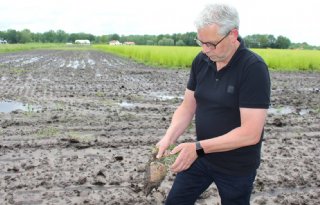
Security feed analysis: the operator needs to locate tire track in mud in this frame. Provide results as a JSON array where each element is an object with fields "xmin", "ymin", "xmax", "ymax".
[{"xmin": 0, "ymin": 50, "xmax": 319, "ymax": 204}]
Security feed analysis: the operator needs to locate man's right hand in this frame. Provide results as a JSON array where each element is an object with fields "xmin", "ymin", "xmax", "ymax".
[{"xmin": 155, "ymin": 138, "xmax": 172, "ymax": 159}]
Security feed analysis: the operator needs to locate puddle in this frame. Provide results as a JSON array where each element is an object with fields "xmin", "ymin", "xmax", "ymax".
[
  {"xmin": 21, "ymin": 57, "xmax": 42, "ymax": 65},
  {"xmin": 268, "ymin": 106, "xmax": 309, "ymax": 115},
  {"xmin": 0, "ymin": 100, "xmax": 40, "ymax": 113},
  {"xmin": 66, "ymin": 60, "xmax": 80, "ymax": 69},
  {"xmin": 298, "ymin": 109, "xmax": 309, "ymax": 115},
  {"xmin": 268, "ymin": 106, "xmax": 293, "ymax": 115},
  {"xmin": 41, "ymin": 78, "xmax": 51, "ymax": 82},
  {"xmin": 150, "ymin": 92, "xmax": 183, "ymax": 101},
  {"xmin": 298, "ymin": 87, "xmax": 320, "ymax": 92},
  {"xmin": 119, "ymin": 101, "xmax": 135, "ymax": 109},
  {"xmin": 88, "ymin": 59, "xmax": 95, "ymax": 65}
]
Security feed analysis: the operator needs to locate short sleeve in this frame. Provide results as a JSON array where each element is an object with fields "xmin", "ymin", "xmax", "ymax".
[
  {"xmin": 187, "ymin": 53, "xmax": 205, "ymax": 91},
  {"xmin": 239, "ymin": 62, "xmax": 271, "ymax": 108},
  {"xmin": 187, "ymin": 60, "xmax": 197, "ymax": 91}
]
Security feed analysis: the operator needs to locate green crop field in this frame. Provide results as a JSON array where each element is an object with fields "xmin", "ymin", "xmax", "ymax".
[
  {"xmin": 95, "ymin": 45, "xmax": 320, "ymax": 71},
  {"xmin": 0, "ymin": 43, "xmax": 63, "ymax": 53},
  {"xmin": 0, "ymin": 43, "xmax": 95, "ymax": 53},
  {"xmin": 94, "ymin": 45, "xmax": 200, "ymax": 68},
  {"xmin": 252, "ymin": 49, "xmax": 320, "ymax": 71},
  {"xmin": 1, "ymin": 43, "xmax": 319, "ymax": 71}
]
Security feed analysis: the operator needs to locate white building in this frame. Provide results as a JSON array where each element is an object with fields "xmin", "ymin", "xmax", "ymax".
[
  {"xmin": 74, "ymin": 40, "xmax": 90, "ymax": 45},
  {"xmin": 123, "ymin": 41, "xmax": 135, "ymax": 45},
  {"xmin": 109, "ymin": 40, "xmax": 121, "ymax": 45}
]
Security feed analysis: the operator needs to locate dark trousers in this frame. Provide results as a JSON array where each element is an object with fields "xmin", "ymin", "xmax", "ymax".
[{"xmin": 165, "ymin": 157, "xmax": 256, "ymax": 205}]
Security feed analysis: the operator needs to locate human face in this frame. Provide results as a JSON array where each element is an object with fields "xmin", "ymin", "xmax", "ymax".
[
  {"xmin": 194, "ymin": 31, "xmax": 230, "ymax": 50},
  {"xmin": 196, "ymin": 25, "xmax": 232, "ymax": 62}
]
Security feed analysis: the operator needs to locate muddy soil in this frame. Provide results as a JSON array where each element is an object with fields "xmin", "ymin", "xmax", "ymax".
[{"xmin": 0, "ymin": 50, "xmax": 319, "ymax": 205}]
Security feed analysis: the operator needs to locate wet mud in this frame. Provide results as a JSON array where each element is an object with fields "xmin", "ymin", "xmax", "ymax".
[{"xmin": 0, "ymin": 50, "xmax": 319, "ymax": 204}]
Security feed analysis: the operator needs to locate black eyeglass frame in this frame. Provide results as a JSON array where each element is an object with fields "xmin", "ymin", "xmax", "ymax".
[{"xmin": 194, "ymin": 31, "xmax": 231, "ymax": 49}]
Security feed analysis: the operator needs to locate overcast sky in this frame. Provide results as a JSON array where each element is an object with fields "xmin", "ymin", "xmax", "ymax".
[{"xmin": 1, "ymin": 0, "xmax": 319, "ymax": 46}]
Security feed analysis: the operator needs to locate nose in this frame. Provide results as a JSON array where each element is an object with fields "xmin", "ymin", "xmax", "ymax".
[{"xmin": 202, "ymin": 44, "xmax": 211, "ymax": 53}]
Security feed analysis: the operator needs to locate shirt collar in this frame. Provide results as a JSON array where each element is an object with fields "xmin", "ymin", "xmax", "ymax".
[
  {"xmin": 226, "ymin": 36, "xmax": 246, "ymax": 68},
  {"xmin": 201, "ymin": 36, "xmax": 246, "ymax": 70}
]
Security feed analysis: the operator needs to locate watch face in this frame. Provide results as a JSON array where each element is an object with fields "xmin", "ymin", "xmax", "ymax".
[{"xmin": 196, "ymin": 141, "xmax": 202, "ymax": 150}]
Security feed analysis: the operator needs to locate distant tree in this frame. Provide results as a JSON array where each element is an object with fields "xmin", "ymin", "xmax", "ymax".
[
  {"xmin": 143, "ymin": 35, "xmax": 157, "ymax": 45},
  {"xmin": 259, "ymin": 35, "xmax": 270, "ymax": 48},
  {"xmin": 0, "ymin": 31, "xmax": 7, "ymax": 41},
  {"xmin": 68, "ymin": 33, "xmax": 78, "ymax": 43},
  {"xmin": 181, "ymin": 32, "xmax": 197, "ymax": 46},
  {"xmin": 31, "ymin": 33, "xmax": 42, "ymax": 42},
  {"xmin": 244, "ymin": 34, "xmax": 277, "ymax": 48},
  {"xmin": 66, "ymin": 32, "xmax": 94, "ymax": 43},
  {"xmin": 17, "ymin": 29, "xmax": 32, "ymax": 43},
  {"xmin": 86, "ymin": 34, "xmax": 95, "ymax": 43},
  {"xmin": 275, "ymin": 35, "xmax": 291, "ymax": 49},
  {"xmin": 267, "ymin": 35, "xmax": 277, "ymax": 48},
  {"xmin": 146, "ymin": 40, "xmax": 155, "ymax": 45},
  {"xmin": 3, "ymin": 28, "xmax": 316, "ymax": 49},
  {"xmin": 176, "ymin": 39, "xmax": 186, "ymax": 46},
  {"xmin": 157, "ymin": 34, "xmax": 164, "ymax": 43},
  {"xmin": 172, "ymin": 33, "xmax": 178, "ymax": 44},
  {"xmin": 244, "ymin": 35, "xmax": 259, "ymax": 48},
  {"xmin": 94, "ymin": 36, "xmax": 100, "ymax": 43},
  {"xmin": 43, "ymin": 30, "xmax": 56, "ymax": 43},
  {"xmin": 100, "ymin": 35, "xmax": 109, "ymax": 43},
  {"xmin": 120, "ymin": 35, "xmax": 128, "ymax": 43},
  {"xmin": 110, "ymin": 33, "xmax": 120, "ymax": 41},
  {"xmin": 56, "ymin": 30, "xmax": 68, "ymax": 43},
  {"xmin": 6, "ymin": 29, "xmax": 18, "ymax": 43},
  {"xmin": 289, "ymin": 42, "xmax": 318, "ymax": 50},
  {"xmin": 158, "ymin": 37, "xmax": 174, "ymax": 46}
]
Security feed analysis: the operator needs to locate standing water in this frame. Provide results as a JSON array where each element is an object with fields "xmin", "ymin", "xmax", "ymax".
[{"xmin": 0, "ymin": 100, "xmax": 36, "ymax": 113}]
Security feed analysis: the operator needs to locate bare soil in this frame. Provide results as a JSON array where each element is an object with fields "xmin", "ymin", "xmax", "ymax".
[{"xmin": 0, "ymin": 50, "xmax": 319, "ymax": 205}]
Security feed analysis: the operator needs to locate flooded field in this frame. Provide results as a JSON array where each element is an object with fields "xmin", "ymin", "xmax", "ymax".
[{"xmin": 0, "ymin": 50, "xmax": 319, "ymax": 204}]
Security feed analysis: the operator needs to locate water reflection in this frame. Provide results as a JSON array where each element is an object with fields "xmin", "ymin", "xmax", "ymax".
[
  {"xmin": 0, "ymin": 100, "xmax": 38, "ymax": 113},
  {"xmin": 119, "ymin": 101, "xmax": 135, "ymax": 108},
  {"xmin": 268, "ymin": 106, "xmax": 309, "ymax": 115}
]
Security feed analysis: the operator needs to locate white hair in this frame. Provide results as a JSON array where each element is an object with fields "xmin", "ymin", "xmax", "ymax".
[{"xmin": 195, "ymin": 3, "xmax": 240, "ymax": 35}]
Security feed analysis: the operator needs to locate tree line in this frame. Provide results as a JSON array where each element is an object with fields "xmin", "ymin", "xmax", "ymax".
[{"xmin": 0, "ymin": 29, "xmax": 318, "ymax": 50}]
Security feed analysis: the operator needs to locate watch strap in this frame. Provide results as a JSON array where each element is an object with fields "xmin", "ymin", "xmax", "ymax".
[{"xmin": 195, "ymin": 141, "xmax": 205, "ymax": 157}]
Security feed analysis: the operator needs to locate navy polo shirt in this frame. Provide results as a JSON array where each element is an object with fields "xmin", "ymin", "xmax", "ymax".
[{"xmin": 187, "ymin": 38, "xmax": 270, "ymax": 175}]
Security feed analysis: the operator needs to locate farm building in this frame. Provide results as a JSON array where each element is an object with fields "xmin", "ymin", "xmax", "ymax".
[
  {"xmin": 123, "ymin": 41, "xmax": 135, "ymax": 45},
  {"xmin": 74, "ymin": 40, "xmax": 90, "ymax": 45},
  {"xmin": 109, "ymin": 40, "xmax": 121, "ymax": 45},
  {"xmin": 0, "ymin": 39, "xmax": 8, "ymax": 44}
]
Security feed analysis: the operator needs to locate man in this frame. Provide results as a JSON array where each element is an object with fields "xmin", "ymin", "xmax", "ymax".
[{"xmin": 156, "ymin": 3, "xmax": 271, "ymax": 205}]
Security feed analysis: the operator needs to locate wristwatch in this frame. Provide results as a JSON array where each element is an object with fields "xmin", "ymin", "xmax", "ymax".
[{"xmin": 195, "ymin": 141, "xmax": 205, "ymax": 157}]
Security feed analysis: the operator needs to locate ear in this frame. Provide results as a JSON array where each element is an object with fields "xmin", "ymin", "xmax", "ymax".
[{"xmin": 230, "ymin": 29, "xmax": 239, "ymax": 42}]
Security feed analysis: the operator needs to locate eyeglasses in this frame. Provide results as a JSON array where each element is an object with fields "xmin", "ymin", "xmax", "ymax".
[{"xmin": 194, "ymin": 32, "xmax": 230, "ymax": 49}]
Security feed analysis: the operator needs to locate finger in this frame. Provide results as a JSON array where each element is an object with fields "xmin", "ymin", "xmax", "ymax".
[
  {"xmin": 170, "ymin": 144, "xmax": 182, "ymax": 155},
  {"xmin": 156, "ymin": 145, "xmax": 167, "ymax": 159},
  {"xmin": 172, "ymin": 159, "xmax": 191, "ymax": 173},
  {"xmin": 171, "ymin": 147, "xmax": 195, "ymax": 172},
  {"xmin": 170, "ymin": 160, "xmax": 179, "ymax": 172},
  {"xmin": 171, "ymin": 152, "xmax": 184, "ymax": 172}
]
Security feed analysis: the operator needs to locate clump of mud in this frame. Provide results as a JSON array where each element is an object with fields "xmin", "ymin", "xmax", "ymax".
[
  {"xmin": 144, "ymin": 146, "xmax": 177, "ymax": 196},
  {"xmin": 144, "ymin": 161, "xmax": 167, "ymax": 196}
]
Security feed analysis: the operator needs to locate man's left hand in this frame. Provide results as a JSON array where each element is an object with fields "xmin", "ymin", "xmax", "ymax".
[{"xmin": 170, "ymin": 142, "xmax": 198, "ymax": 173}]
